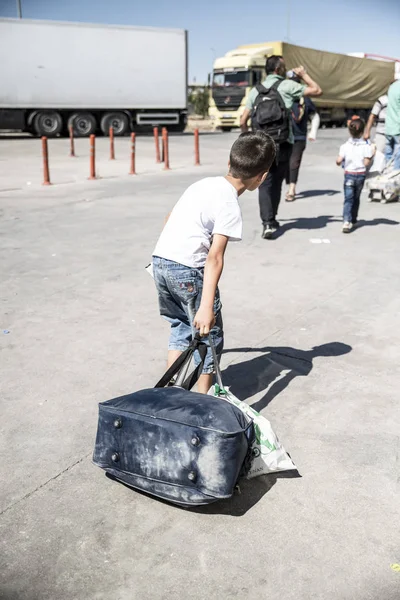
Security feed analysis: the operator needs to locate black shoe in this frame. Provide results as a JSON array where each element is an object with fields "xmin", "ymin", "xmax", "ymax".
[
  {"xmin": 272, "ymin": 220, "xmax": 280, "ymax": 228},
  {"xmin": 262, "ymin": 224, "xmax": 277, "ymax": 239}
]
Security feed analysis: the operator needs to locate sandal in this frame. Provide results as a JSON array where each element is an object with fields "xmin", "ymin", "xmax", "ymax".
[{"xmin": 285, "ymin": 193, "xmax": 296, "ymax": 202}]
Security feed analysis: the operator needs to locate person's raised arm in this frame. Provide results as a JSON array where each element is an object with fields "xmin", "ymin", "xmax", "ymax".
[
  {"xmin": 364, "ymin": 113, "xmax": 376, "ymax": 140},
  {"xmin": 193, "ymin": 234, "xmax": 228, "ymax": 336},
  {"xmin": 293, "ymin": 66, "xmax": 322, "ymax": 97}
]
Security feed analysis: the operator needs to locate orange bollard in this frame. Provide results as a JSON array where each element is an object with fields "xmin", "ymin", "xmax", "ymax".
[
  {"xmin": 41, "ymin": 136, "xmax": 51, "ymax": 185},
  {"xmin": 162, "ymin": 128, "xmax": 170, "ymax": 171},
  {"xmin": 88, "ymin": 134, "xmax": 96, "ymax": 180},
  {"xmin": 69, "ymin": 125, "xmax": 75, "ymax": 157},
  {"xmin": 129, "ymin": 132, "xmax": 136, "ymax": 175},
  {"xmin": 154, "ymin": 127, "xmax": 161, "ymax": 163},
  {"xmin": 194, "ymin": 128, "xmax": 200, "ymax": 166},
  {"xmin": 109, "ymin": 126, "xmax": 115, "ymax": 160}
]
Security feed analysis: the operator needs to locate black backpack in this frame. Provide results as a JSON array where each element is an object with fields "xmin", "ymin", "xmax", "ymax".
[{"xmin": 251, "ymin": 80, "xmax": 290, "ymax": 144}]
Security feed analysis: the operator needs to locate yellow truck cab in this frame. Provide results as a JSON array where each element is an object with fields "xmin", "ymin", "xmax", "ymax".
[
  {"xmin": 209, "ymin": 42, "xmax": 396, "ymax": 131},
  {"xmin": 209, "ymin": 42, "xmax": 283, "ymax": 132}
]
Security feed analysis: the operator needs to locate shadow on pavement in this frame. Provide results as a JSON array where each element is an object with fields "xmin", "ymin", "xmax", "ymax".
[
  {"xmin": 355, "ymin": 218, "xmax": 399, "ymax": 229},
  {"xmin": 222, "ymin": 342, "xmax": 352, "ymax": 413},
  {"xmin": 189, "ymin": 471, "xmax": 301, "ymax": 516},
  {"xmin": 274, "ymin": 215, "xmax": 341, "ymax": 238},
  {"xmin": 106, "ymin": 471, "xmax": 299, "ymax": 517},
  {"xmin": 295, "ymin": 189, "xmax": 340, "ymax": 198}
]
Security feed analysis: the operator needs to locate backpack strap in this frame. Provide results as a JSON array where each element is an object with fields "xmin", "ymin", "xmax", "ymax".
[
  {"xmin": 255, "ymin": 83, "xmax": 269, "ymax": 95},
  {"xmin": 270, "ymin": 78, "xmax": 284, "ymax": 91}
]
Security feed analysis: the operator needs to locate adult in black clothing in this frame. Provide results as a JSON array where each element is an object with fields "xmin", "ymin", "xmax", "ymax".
[
  {"xmin": 240, "ymin": 57, "xmax": 322, "ymax": 239},
  {"xmin": 285, "ymin": 85, "xmax": 320, "ymax": 201}
]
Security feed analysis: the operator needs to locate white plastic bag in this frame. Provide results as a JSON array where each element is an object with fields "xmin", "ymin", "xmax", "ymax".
[
  {"xmin": 208, "ymin": 342, "xmax": 297, "ymax": 478},
  {"xmin": 210, "ymin": 384, "xmax": 297, "ymax": 478},
  {"xmin": 370, "ymin": 149, "xmax": 386, "ymax": 173}
]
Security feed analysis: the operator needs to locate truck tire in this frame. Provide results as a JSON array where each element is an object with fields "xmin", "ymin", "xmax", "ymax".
[
  {"xmin": 33, "ymin": 111, "xmax": 63, "ymax": 137},
  {"xmin": 68, "ymin": 112, "xmax": 97, "ymax": 137},
  {"xmin": 100, "ymin": 112, "xmax": 130, "ymax": 136},
  {"xmin": 220, "ymin": 127, "xmax": 232, "ymax": 132}
]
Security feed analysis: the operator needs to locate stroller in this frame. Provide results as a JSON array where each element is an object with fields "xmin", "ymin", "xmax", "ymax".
[{"xmin": 366, "ymin": 156, "xmax": 400, "ymax": 204}]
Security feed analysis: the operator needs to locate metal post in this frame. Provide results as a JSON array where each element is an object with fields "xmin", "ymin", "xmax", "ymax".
[
  {"xmin": 69, "ymin": 125, "xmax": 75, "ymax": 157},
  {"xmin": 162, "ymin": 128, "xmax": 170, "ymax": 171},
  {"xmin": 194, "ymin": 128, "xmax": 200, "ymax": 166},
  {"xmin": 153, "ymin": 127, "xmax": 161, "ymax": 163},
  {"xmin": 16, "ymin": 0, "xmax": 22, "ymax": 18},
  {"xmin": 88, "ymin": 134, "xmax": 96, "ymax": 180},
  {"xmin": 109, "ymin": 126, "xmax": 115, "ymax": 160},
  {"xmin": 286, "ymin": 0, "xmax": 291, "ymax": 41},
  {"xmin": 41, "ymin": 137, "xmax": 51, "ymax": 185},
  {"xmin": 129, "ymin": 133, "xmax": 136, "ymax": 175}
]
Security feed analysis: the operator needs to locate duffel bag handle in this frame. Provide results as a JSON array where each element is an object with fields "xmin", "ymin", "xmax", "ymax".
[{"xmin": 155, "ymin": 334, "xmax": 207, "ymax": 391}]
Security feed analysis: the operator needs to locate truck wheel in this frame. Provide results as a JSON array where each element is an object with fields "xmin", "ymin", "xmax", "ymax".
[
  {"xmin": 68, "ymin": 112, "xmax": 97, "ymax": 137},
  {"xmin": 100, "ymin": 112, "xmax": 129, "ymax": 136},
  {"xmin": 220, "ymin": 127, "xmax": 232, "ymax": 132},
  {"xmin": 33, "ymin": 111, "xmax": 63, "ymax": 137}
]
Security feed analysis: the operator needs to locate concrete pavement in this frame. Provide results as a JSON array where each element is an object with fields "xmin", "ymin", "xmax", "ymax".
[{"xmin": 0, "ymin": 130, "xmax": 399, "ymax": 600}]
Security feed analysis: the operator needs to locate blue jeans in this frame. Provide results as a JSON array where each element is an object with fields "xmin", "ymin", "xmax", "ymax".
[
  {"xmin": 385, "ymin": 134, "xmax": 400, "ymax": 169},
  {"xmin": 152, "ymin": 256, "xmax": 223, "ymax": 374},
  {"xmin": 343, "ymin": 173, "xmax": 365, "ymax": 224}
]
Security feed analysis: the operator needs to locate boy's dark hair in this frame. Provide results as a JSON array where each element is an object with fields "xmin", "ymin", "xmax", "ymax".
[
  {"xmin": 229, "ymin": 131, "xmax": 276, "ymax": 179},
  {"xmin": 266, "ymin": 55, "xmax": 283, "ymax": 74},
  {"xmin": 348, "ymin": 116, "xmax": 365, "ymax": 138}
]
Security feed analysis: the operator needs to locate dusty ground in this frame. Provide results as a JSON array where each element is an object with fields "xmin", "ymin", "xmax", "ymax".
[{"xmin": 0, "ymin": 130, "xmax": 399, "ymax": 600}]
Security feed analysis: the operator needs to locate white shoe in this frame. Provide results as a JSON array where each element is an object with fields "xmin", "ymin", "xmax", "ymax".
[{"xmin": 342, "ymin": 222, "xmax": 353, "ymax": 233}]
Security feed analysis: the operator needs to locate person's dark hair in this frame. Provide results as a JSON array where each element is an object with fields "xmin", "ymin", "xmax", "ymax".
[
  {"xmin": 348, "ymin": 116, "xmax": 365, "ymax": 139},
  {"xmin": 266, "ymin": 55, "xmax": 283, "ymax": 75},
  {"xmin": 229, "ymin": 131, "xmax": 276, "ymax": 179}
]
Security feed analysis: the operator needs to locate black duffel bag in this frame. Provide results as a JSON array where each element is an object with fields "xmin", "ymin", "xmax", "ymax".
[{"xmin": 93, "ymin": 336, "xmax": 254, "ymax": 506}]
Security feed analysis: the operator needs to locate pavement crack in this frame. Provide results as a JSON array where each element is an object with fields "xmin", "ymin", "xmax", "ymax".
[{"xmin": 0, "ymin": 452, "xmax": 92, "ymax": 517}]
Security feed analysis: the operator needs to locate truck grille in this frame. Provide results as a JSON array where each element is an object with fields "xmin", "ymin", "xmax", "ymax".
[{"xmin": 212, "ymin": 87, "xmax": 246, "ymax": 111}]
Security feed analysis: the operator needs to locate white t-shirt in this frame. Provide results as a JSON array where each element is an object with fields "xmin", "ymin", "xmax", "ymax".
[
  {"xmin": 338, "ymin": 138, "xmax": 373, "ymax": 174},
  {"xmin": 371, "ymin": 94, "xmax": 388, "ymax": 135},
  {"xmin": 153, "ymin": 176, "xmax": 242, "ymax": 268}
]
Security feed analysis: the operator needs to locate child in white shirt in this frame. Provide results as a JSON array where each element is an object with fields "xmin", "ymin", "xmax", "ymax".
[
  {"xmin": 336, "ymin": 116, "xmax": 374, "ymax": 233},
  {"xmin": 152, "ymin": 132, "xmax": 276, "ymax": 393}
]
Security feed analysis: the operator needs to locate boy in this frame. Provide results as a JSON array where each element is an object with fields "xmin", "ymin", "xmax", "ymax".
[
  {"xmin": 152, "ymin": 131, "xmax": 276, "ymax": 394},
  {"xmin": 336, "ymin": 116, "xmax": 374, "ymax": 233}
]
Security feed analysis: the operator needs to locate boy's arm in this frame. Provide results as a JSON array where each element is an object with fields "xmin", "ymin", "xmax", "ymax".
[
  {"xmin": 363, "ymin": 143, "xmax": 376, "ymax": 167},
  {"xmin": 336, "ymin": 143, "xmax": 345, "ymax": 166},
  {"xmin": 193, "ymin": 234, "xmax": 229, "ymax": 336}
]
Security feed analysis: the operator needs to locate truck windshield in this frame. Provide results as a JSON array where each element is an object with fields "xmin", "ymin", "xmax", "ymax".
[{"xmin": 213, "ymin": 70, "xmax": 250, "ymax": 87}]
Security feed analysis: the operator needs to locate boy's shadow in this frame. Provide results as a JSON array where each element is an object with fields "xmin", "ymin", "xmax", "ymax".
[{"xmin": 222, "ymin": 342, "xmax": 352, "ymax": 413}]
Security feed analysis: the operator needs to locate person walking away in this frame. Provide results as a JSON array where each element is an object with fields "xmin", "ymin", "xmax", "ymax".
[
  {"xmin": 285, "ymin": 72, "xmax": 320, "ymax": 201},
  {"xmin": 152, "ymin": 132, "xmax": 276, "ymax": 394},
  {"xmin": 363, "ymin": 93, "xmax": 388, "ymax": 153},
  {"xmin": 385, "ymin": 79, "xmax": 400, "ymax": 169},
  {"xmin": 336, "ymin": 116, "xmax": 374, "ymax": 233},
  {"xmin": 240, "ymin": 55, "xmax": 322, "ymax": 239}
]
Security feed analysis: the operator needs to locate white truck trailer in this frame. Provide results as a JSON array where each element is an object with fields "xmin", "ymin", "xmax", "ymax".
[{"xmin": 0, "ymin": 18, "xmax": 188, "ymax": 136}]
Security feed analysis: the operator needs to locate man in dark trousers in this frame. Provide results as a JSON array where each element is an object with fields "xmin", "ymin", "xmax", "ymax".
[{"xmin": 240, "ymin": 56, "xmax": 322, "ymax": 239}]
